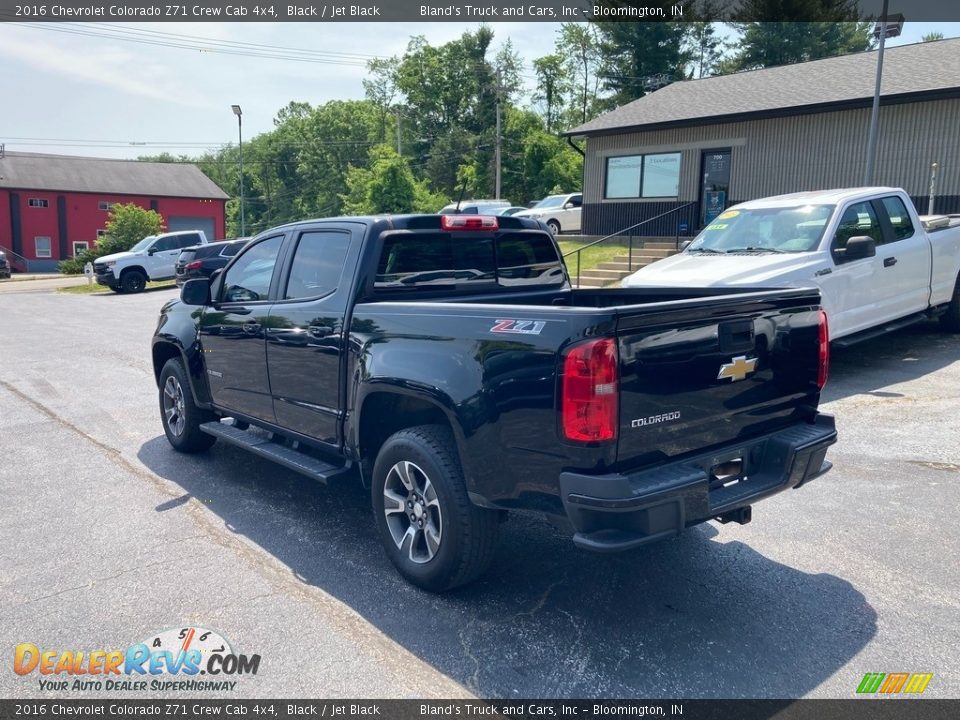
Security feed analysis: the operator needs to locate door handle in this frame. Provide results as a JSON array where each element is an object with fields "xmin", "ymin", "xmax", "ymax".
[
  {"xmin": 884, "ymin": 257, "xmax": 897, "ymax": 267},
  {"xmin": 308, "ymin": 325, "xmax": 333, "ymax": 338},
  {"xmin": 243, "ymin": 320, "xmax": 261, "ymax": 335}
]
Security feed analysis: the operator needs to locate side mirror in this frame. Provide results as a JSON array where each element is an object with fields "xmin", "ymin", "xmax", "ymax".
[
  {"xmin": 563, "ymin": 202, "xmax": 573, "ymax": 210},
  {"xmin": 147, "ymin": 247, "xmax": 157, "ymax": 256},
  {"xmin": 680, "ymin": 240, "xmax": 692, "ymax": 251},
  {"xmin": 842, "ymin": 235, "xmax": 876, "ymax": 260},
  {"xmin": 181, "ymin": 278, "xmax": 211, "ymax": 306}
]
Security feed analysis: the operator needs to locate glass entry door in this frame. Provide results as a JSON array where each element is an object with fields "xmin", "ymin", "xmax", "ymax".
[{"xmin": 700, "ymin": 149, "xmax": 732, "ymax": 226}]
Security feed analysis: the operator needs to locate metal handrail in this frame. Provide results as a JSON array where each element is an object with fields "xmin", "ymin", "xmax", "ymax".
[
  {"xmin": 1, "ymin": 247, "xmax": 29, "ymax": 273},
  {"xmin": 562, "ymin": 202, "xmax": 697, "ymax": 287}
]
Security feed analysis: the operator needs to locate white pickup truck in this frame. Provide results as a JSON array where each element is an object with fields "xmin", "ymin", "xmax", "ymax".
[
  {"xmin": 94, "ymin": 230, "xmax": 208, "ymax": 293},
  {"xmin": 622, "ymin": 187, "xmax": 960, "ymax": 344}
]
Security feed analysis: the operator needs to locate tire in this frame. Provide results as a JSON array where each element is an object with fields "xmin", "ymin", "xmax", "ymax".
[
  {"xmin": 121, "ymin": 269, "xmax": 148, "ymax": 293},
  {"xmin": 158, "ymin": 358, "xmax": 217, "ymax": 453},
  {"xmin": 547, "ymin": 219, "xmax": 561, "ymax": 235},
  {"xmin": 940, "ymin": 273, "xmax": 960, "ymax": 332},
  {"xmin": 371, "ymin": 425, "xmax": 499, "ymax": 592}
]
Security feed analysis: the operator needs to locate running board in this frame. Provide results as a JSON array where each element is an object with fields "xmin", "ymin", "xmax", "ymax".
[
  {"xmin": 832, "ymin": 312, "xmax": 928, "ymax": 348},
  {"xmin": 200, "ymin": 421, "xmax": 352, "ymax": 484}
]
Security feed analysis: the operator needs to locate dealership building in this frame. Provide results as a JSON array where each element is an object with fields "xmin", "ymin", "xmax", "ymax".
[
  {"xmin": 0, "ymin": 151, "xmax": 228, "ymax": 272},
  {"xmin": 565, "ymin": 38, "xmax": 960, "ymax": 237}
]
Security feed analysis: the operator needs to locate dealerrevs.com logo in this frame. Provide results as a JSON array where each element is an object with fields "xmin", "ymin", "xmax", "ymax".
[
  {"xmin": 856, "ymin": 672, "xmax": 934, "ymax": 695},
  {"xmin": 13, "ymin": 626, "xmax": 260, "ymax": 692}
]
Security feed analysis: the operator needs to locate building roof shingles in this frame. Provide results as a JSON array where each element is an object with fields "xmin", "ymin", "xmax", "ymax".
[
  {"xmin": 566, "ymin": 38, "xmax": 960, "ymax": 136},
  {"xmin": 0, "ymin": 151, "xmax": 229, "ymax": 199}
]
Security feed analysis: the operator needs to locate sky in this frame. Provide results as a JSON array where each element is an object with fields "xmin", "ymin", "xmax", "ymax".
[{"xmin": 0, "ymin": 21, "xmax": 957, "ymax": 160}]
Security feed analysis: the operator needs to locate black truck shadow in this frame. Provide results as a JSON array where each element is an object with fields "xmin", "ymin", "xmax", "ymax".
[
  {"xmin": 825, "ymin": 320, "xmax": 960, "ymax": 403},
  {"xmin": 138, "ymin": 438, "xmax": 875, "ymax": 699}
]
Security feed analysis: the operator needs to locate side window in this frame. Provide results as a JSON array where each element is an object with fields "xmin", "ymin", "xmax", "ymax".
[
  {"xmin": 221, "ymin": 242, "xmax": 244, "ymax": 258},
  {"xmin": 177, "ymin": 234, "xmax": 201, "ymax": 249},
  {"xmin": 880, "ymin": 196, "xmax": 915, "ymax": 241},
  {"xmin": 153, "ymin": 236, "xmax": 176, "ymax": 252},
  {"xmin": 832, "ymin": 201, "xmax": 882, "ymax": 251},
  {"xmin": 221, "ymin": 235, "xmax": 284, "ymax": 303},
  {"xmin": 569, "ymin": 195, "xmax": 583, "ymax": 207},
  {"xmin": 284, "ymin": 231, "xmax": 351, "ymax": 300}
]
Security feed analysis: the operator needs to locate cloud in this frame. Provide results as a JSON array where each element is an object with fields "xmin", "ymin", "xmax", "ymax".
[{"xmin": 0, "ymin": 26, "xmax": 210, "ymax": 107}]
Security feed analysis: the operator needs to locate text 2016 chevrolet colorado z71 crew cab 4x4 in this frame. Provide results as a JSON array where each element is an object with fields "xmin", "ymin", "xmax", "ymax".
[{"xmin": 152, "ymin": 213, "xmax": 836, "ymax": 591}]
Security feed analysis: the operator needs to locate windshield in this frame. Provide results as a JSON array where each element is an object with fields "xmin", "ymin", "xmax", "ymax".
[
  {"xmin": 533, "ymin": 195, "xmax": 567, "ymax": 209},
  {"xmin": 129, "ymin": 235, "xmax": 158, "ymax": 253},
  {"xmin": 686, "ymin": 205, "xmax": 835, "ymax": 254}
]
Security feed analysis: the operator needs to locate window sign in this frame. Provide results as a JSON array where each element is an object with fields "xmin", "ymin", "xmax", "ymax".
[
  {"xmin": 605, "ymin": 156, "xmax": 643, "ymax": 199},
  {"xmin": 642, "ymin": 153, "xmax": 681, "ymax": 197}
]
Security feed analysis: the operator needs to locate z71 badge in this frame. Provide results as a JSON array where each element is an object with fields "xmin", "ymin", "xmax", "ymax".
[{"xmin": 490, "ymin": 319, "xmax": 546, "ymax": 335}]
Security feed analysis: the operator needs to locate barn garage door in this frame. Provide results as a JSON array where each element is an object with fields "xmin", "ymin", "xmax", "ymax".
[{"xmin": 167, "ymin": 216, "xmax": 216, "ymax": 242}]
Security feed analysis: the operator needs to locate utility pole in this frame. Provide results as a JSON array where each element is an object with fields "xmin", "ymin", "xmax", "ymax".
[
  {"xmin": 494, "ymin": 69, "xmax": 502, "ymax": 200},
  {"xmin": 395, "ymin": 111, "xmax": 402, "ymax": 156}
]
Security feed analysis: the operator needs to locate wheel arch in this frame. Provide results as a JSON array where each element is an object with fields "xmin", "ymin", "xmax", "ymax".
[
  {"xmin": 354, "ymin": 387, "xmax": 463, "ymax": 489},
  {"xmin": 152, "ymin": 339, "xmax": 212, "ymax": 407}
]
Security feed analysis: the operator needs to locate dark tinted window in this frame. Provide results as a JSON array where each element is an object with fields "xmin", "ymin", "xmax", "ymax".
[
  {"xmin": 221, "ymin": 242, "xmax": 244, "ymax": 257},
  {"xmin": 178, "ymin": 249, "xmax": 198, "ymax": 262},
  {"xmin": 376, "ymin": 233, "xmax": 495, "ymax": 287},
  {"xmin": 195, "ymin": 244, "xmax": 220, "ymax": 258},
  {"xmin": 496, "ymin": 233, "xmax": 564, "ymax": 286},
  {"xmin": 285, "ymin": 231, "xmax": 351, "ymax": 300},
  {"xmin": 153, "ymin": 235, "xmax": 178, "ymax": 252},
  {"xmin": 880, "ymin": 196, "xmax": 915, "ymax": 241},
  {"xmin": 177, "ymin": 234, "xmax": 201, "ymax": 249},
  {"xmin": 833, "ymin": 201, "xmax": 882, "ymax": 250},
  {"xmin": 221, "ymin": 235, "xmax": 283, "ymax": 303}
]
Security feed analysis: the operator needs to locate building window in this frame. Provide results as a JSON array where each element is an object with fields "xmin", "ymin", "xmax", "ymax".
[
  {"xmin": 98, "ymin": 201, "xmax": 114, "ymax": 211},
  {"xmin": 28, "ymin": 198, "xmax": 49, "ymax": 208},
  {"xmin": 73, "ymin": 241, "xmax": 89, "ymax": 256},
  {"xmin": 604, "ymin": 152, "xmax": 681, "ymax": 199},
  {"xmin": 35, "ymin": 237, "xmax": 52, "ymax": 258},
  {"xmin": 96, "ymin": 229, "xmax": 107, "ymax": 238}
]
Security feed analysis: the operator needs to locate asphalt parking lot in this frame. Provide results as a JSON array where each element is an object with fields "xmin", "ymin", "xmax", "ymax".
[{"xmin": 2, "ymin": 285, "xmax": 958, "ymax": 699}]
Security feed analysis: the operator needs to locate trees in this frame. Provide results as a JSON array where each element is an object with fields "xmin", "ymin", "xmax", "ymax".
[
  {"xmin": 532, "ymin": 54, "xmax": 570, "ymax": 133},
  {"xmin": 341, "ymin": 145, "xmax": 445, "ymax": 215},
  {"xmin": 728, "ymin": 1, "xmax": 874, "ymax": 71},
  {"xmin": 556, "ymin": 23, "xmax": 603, "ymax": 126},
  {"xmin": 594, "ymin": 18, "xmax": 692, "ymax": 106},
  {"xmin": 58, "ymin": 203, "xmax": 164, "ymax": 274}
]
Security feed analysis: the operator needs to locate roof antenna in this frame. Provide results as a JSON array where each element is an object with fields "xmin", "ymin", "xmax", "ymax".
[{"xmin": 453, "ymin": 175, "xmax": 469, "ymax": 215}]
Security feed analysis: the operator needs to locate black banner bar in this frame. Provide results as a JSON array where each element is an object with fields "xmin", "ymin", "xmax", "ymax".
[
  {"xmin": 2, "ymin": 701, "xmax": 960, "ymax": 720},
  {"xmin": 0, "ymin": 0, "xmax": 958, "ymax": 23}
]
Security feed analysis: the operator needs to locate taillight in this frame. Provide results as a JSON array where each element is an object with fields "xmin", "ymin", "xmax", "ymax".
[
  {"xmin": 440, "ymin": 215, "xmax": 498, "ymax": 231},
  {"xmin": 186, "ymin": 260, "xmax": 202, "ymax": 270},
  {"xmin": 817, "ymin": 309, "xmax": 829, "ymax": 390},
  {"xmin": 561, "ymin": 338, "xmax": 619, "ymax": 442}
]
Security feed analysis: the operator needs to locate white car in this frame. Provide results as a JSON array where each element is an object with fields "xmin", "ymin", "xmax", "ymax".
[
  {"xmin": 94, "ymin": 230, "xmax": 208, "ymax": 293},
  {"xmin": 514, "ymin": 193, "xmax": 582, "ymax": 235},
  {"xmin": 621, "ymin": 187, "xmax": 960, "ymax": 344}
]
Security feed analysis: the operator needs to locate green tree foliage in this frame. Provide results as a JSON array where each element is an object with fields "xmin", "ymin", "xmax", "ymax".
[
  {"xmin": 687, "ymin": 0, "xmax": 727, "ymax": 78},
  {"xmin": 922, "ymin": 32, "xmax": 944, "ymax": 42},
  {"xmin": 59, "ymin": 203, "xmax": 164, "ymax": 273},
  {"xmin": 729, "ymin": 1, "xmax": 874, "ymax": 70},
  {"xmin": 556, "ymin": 23, "xmax": 603, "ymax": 127},
  {"xmin": 341, "ymin": 145, "xmax": 444, "ymax": 215},
  {"xmin": 532, "ymin": 54, "xmax": 570, "ymax": 132},
  {"xmin": 593, "ymin": 9, "xmax": 692, "ymax": 106}
]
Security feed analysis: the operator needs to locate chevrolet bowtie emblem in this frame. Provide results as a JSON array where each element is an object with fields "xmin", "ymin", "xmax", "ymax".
[{"xmin": 717, "ymin": 355, "xmax": 758, "ymax": 382}]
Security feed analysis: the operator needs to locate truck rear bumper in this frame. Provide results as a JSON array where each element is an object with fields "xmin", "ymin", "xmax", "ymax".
[{"xmin": 559, "ymin": 414, "xmax": 837, "ymax": 552}]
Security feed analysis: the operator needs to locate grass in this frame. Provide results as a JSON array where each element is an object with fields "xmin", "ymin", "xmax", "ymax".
[
  {"xmin": 58, "ymin": 279, "xmax": 177, "ymax": 295},
  {"xmin": 557, "ymin": 240, "xmax": 625, "ymax": 273}
]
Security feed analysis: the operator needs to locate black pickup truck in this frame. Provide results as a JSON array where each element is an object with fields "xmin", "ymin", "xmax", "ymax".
[{"xmin": 152, "ymin": 213, "xmax": 836, "ymax": 591}]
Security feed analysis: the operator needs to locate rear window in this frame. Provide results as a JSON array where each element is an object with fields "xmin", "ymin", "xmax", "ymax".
[
  {"xmin": 374, "ymin": 232, "xmax": 563, "ymax": 289},
  {"xmin": 178, "ymin": 249, "xmax": 198, "ymax": 262}
]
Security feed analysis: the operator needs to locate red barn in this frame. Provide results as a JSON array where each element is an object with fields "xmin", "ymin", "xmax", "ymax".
[{"xmin": 0, "ymin": 151, "xmax": 228, "ymax": 272}]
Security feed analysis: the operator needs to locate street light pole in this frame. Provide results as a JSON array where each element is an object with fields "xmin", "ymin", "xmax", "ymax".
[
  {"xmin": 231, "ymin": 104, "xmax": 245, "ymax": 237},
  {"xmin": 864, "ymin": 0, "xmax": 901, "ymax": 186}
]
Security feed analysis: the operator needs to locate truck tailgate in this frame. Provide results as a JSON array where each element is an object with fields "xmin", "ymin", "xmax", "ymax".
[{"xmin": 613, "ymin": 290, "xmax": 824, "ymax": 468}]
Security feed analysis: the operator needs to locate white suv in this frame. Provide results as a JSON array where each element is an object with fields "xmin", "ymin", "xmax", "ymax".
[
  {"xmin": 514, "ymin": 193, "xmax": 582, "ymax": 235},
  {"xmin": 94, "ymin": 230, "xmax": 208, "ymax": 293}
]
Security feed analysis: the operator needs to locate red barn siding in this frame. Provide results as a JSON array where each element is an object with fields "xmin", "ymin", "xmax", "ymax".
[{"xmin": 1, "ymin": 190, "xmax": 226, "ymax": 267}]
